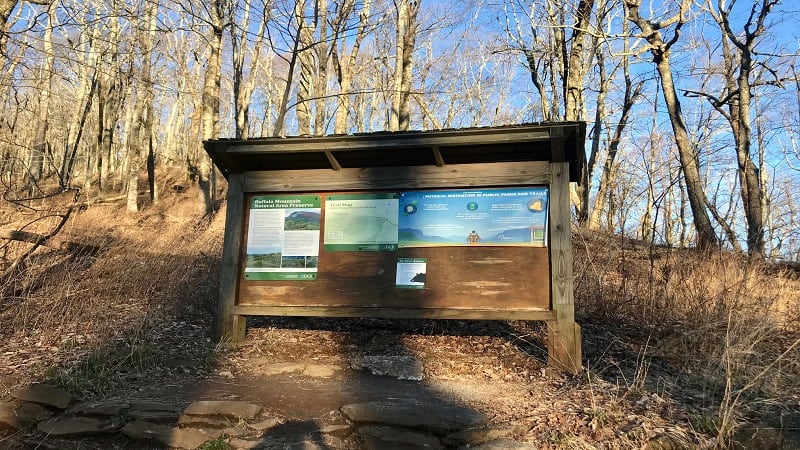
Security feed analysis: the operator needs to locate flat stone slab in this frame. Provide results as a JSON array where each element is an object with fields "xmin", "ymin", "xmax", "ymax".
[
  {"xmin": 341, "ymin": 400, "xmax": 485, "ymax": 432},
  {"xmin": 121, "ymin": 420, "xmax": 221, "ymax": 449},
  {"xmin": 128, "ymin": 409, "xmax": 181, "ymax": 423},
  {"xmin": 69, "ymin": 400, "xmax": 130, "ymax": 417},
  {"xmin": 302, "ymin": 364, "xmax": 340, "ymax": 378},
  {"xmin": 37, "ymin": 416, "xmax": 114, "ymax": 435},
  {"xmin": 129, "ymin": 401, "xmax": 181, "ymax": 412},
  {"xmin": 183, "ymin": 400, "xmax": 261, "ymax": 420},
  {"xmin": 0, "ymin": 401, "xmax": 54, "ymax": 430},
  {"xmin": 259, "ymin": 362, "xmax": 341, "ymax": 378},
  {"xmin": 11, "ymin": 384, "xmax": 72, "ymax": 409},
  {"xmin": 177, "ymin": 414, "xmax": 234, "ymax": 428},
  {"xmin": 351, "ymin": 355, "xmax": 424, "ymax": 380},
  {"xmin": 359, "ymin": 425, "xmax": 443, "ymax": 449},
  {"xmin": 320, "ymin": 424, "xmax": 352, "ymax": 437}
]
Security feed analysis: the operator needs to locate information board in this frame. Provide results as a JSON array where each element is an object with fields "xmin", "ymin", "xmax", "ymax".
[
  {"xmin": 398, "ymin": 187, "xmax": 548, "ymax": 247},
  {"xmin": 244, "ymin": 195, "xmax": 321, "ymax": 280}
]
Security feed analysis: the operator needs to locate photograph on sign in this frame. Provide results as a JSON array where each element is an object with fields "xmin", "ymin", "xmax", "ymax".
[
  {"xmin": 398, "ymin": 187, "xmax": 548, "ymax": 248},
  {"xmin": 395, "ymin": 258, "xmax": 427, "ymax": 289},
  {"xmin": 245, "ymin": 195, "xmax": 321, "ymax": 281},
  {"xmin": 323, "ymin": 193, "xmax": 399, "ymax": 251}
]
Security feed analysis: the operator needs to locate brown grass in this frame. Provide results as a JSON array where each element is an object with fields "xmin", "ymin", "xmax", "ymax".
[
  {"xmin": 574, "ymin": 227, "xmax": 800, "ymax": 447},
  {"xmin": 0, "ymin": 182, "xmax": 225, "ymax": 396}
]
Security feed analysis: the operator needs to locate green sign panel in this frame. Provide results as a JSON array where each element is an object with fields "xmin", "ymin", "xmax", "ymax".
[
  {"xmin": 245, "ymin": 195, "xmax": 321, "ymax": 281},
  {"xmin": 324, "ymin": 193, "xmax": 399, "ymax": 252}
]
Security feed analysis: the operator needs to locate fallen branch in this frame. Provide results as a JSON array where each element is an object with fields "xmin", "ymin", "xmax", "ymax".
[
  {"xmin": 0, "ymin": 229, "xmax": 100, "ymax": 254},
  {"xmin": 0, "ymin": 190, "xmax": 81, "ymax": 284}
]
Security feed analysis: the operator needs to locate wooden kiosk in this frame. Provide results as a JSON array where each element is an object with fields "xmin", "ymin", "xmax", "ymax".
[{"xmin": 205, "ymin": 123, "xmax": 585, "ymax": 374}]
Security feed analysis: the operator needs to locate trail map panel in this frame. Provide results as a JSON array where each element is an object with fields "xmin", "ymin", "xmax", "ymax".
[
  {"xmin": 324, "ymin": 193, "xmax": 399, "ymax": 251},
  {"xmin": 245, "ymin": 195, "xmax": 321, "ymax": 281}
]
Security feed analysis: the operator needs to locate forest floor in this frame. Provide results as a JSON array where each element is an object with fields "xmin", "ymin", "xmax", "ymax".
[{"xmin": 0, "ymin": 182, "xmax": 798, "ymax": 449}]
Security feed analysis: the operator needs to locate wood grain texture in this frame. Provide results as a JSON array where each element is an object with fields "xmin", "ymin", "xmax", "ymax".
[
  {"xmin": 242, "ymin": 161, "xmax": 550, "ymax": 193},
  {"xmin": 232, "ymin": 306, "xmax": 555, "ymax": 321},
  {"xmin": 547, "ymin": 162, "xmax": 581, "ymax": 374},
  {"xmin": 238, "ymin": 246, "xmax": 551, "ymax": 311},
  {"xmin": 214, "ymin": 173, "xmax": 247, "ymax": 343}
]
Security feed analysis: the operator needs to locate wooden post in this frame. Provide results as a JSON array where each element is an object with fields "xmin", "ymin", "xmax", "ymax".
[
  {"xmin": 547, "ymin": 162, "xmax": 582, "ymax": 374},
  {"xmin": 214, "ymin": 173, "xmax": 247, "ymax": 343}
]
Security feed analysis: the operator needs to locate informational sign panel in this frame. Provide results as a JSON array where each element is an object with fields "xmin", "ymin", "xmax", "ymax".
[
  {"xmin": 323, "ymin": 193, "xmax": 399, "ymax": 251},
  {"xmin": 244, "ymin": 195, "xmax": 321, "ymax": 280},
  {"xmin": 395, "ymin": 258, "xmax": 427, "ymax": 289},
  {"xmin": 398, "ymin": 187, "xmax": 549, "ymax": 247}
]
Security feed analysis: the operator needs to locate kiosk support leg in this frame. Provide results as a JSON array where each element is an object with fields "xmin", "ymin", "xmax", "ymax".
[
  {"xmin": 214, "ymin": 173, "xmax": 247, "ymax": 344},
  {"xmin": 548, "ymin": 162, "xmax": 582, "ymax": 375}
]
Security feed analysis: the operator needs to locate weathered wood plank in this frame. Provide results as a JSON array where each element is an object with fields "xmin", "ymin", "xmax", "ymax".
[
  {"xmin": 242, "ymin": 161, "xmax": 550, "ymax": 193},
  {"xmin": 214, "ymin": 173, "xmax": 247, "ymax": 343},
  {"xmin": 227, "ymin": 128, "xmax": 552, "ymax": 154},
  {"xmin": 231, "ymin": 305, "xmax": 556, "ymax": 321},
  {"xmin": 238, "ymin": 245, "xmax": 551, "ymax": 311},
  {"xmin": 547, "ymin": 162, "xmax": 581, "ymax": 374}
]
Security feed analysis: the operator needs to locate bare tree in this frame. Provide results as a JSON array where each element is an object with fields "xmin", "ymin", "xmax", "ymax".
[
  {"xmin": 331, "ymin": 0, "xmax": 371, "ymax": 135},
  {"xmin": 231, "ymin": 0, "xmax": 270, "ymax": 139},
  {"xmin": 125, "ymin": 0, "xmax": 158, "ymax": 212},
  {"xmin": 685, "ymin": 0, "xmax": 781, "ymax": 257},
  {"xmin": 389, "ymin": 0, "xmax": 419, "ymax": 131},
  {"xmin": 25, "ymin": 0, "xmax": 55, "ymax": 193},
  {"xmin": 626, "ymin": 0, "xmax": 719, "ymax": 248}
]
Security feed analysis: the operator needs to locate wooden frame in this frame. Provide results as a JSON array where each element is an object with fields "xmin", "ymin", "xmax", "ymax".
[{"xmin": 206, "ymin": 123, "xmax": 585, "ymax": 374}]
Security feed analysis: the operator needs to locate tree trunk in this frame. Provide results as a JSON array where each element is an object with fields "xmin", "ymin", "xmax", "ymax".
[
  {"xmin": 26, "ymin": 1, "xmax": 55, "ymax": 193},
  {"xmin": 126, "ymin": 0, "xmax": 157, "ymax": 213},
  {"xmin": 626, "ymin": 0, "xmax": 718, "ymax": 248},
  {"xmin": 198, "ymin": 0, "xmax": 225, "ymax": 215}
]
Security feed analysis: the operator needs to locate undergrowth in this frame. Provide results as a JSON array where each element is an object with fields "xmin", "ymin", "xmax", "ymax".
[{"xmin": 574, "ymin": 227, "xmax": 800, "ymax": 448}]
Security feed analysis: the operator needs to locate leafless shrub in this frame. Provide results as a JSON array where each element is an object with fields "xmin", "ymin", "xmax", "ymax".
[{"xmin": 574, "ymin": 227, "xmax": 800, "ymax": 448}]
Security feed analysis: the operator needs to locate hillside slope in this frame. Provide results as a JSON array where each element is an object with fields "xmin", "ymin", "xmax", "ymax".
[{"xmin": 0, "ymin": 187, "xmax": 798, "ymax": 449}]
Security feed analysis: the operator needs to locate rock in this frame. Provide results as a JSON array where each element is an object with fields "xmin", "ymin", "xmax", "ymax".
[
  {"xmin": 464, "ymin": 439, "xmax": 537, "ymax": 449},
  {"xmin": 37, "ymin": 417, "xmax": 114, "ymax": 435},
  {"xmin": 359, "ymin": 425, "xmax": 443, "ymax": 449},
  {"xmin": 445, "ymin": 427, "xmax": 515, "ymax": 445},
  {"xmin": 227, "ymin": 437, "xmax": 268, "ymax": 449},
  {"xmin": 0, "ymin": 401, "xmax": 54, "ymax": 430},
  {"xmin": 258, "ymin": 362, "xmax": 341, "ymax": 378},
  {"xmin": 260, "ymin": 362, "xmax": 306, "ymax": 376},
  {"xmin": 250, "ymin": 417, "xmax": 282, "ymax": 431},
  {"xmin": 351, "ymin": 355, "xmax": 424, "ymax": 381},
  {"xmin": 319, "ymin": 424, "xmax": 352, "ymax": 437},
  {"xmin": 11, "ymin": 384, "xmax": 72, "ymax": 409},
  {"xmin": 129, "ymin": 401, "xmax": 181, "ymax": 412},
  {"xmin": 178, "ymin": 414, "xmax": 234, "ymax": 428},
  {"xmin": 128, "ymin": 409, "xmax": 181, "ymax": 424},
  {"xmin": 302, "ymin": 364, "xmax": 340, "ymax": 378},
  {"xmin": 121, "ymin": 420, "xmax": 221, "ymax": 449},
  {"xmin": 183, "ymin": 400, "xmax": 261, "ymax": 420},
  {"xmin": 222, "ymin": 426, "xmax": 248, "ymax": 438},
  {"xmin": 341, "ymin": 400, "xmax": 485, "ymax": 432},
  {"xmin": 68, "ymin": 400, "xmax": 130, "ymax": 417}
]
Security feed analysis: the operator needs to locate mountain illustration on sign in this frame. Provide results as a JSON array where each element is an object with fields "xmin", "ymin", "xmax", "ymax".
[
  {"xmin": 285, "ymin": 211, "xmax": 321, "ymax": 230},
  {"xmin": 410, "ymin": 273, "xmax": 426, "ymax": 283},
  {"xmin": 287, "ymin": 211, "xmax": 320, "ymax": 221}
]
